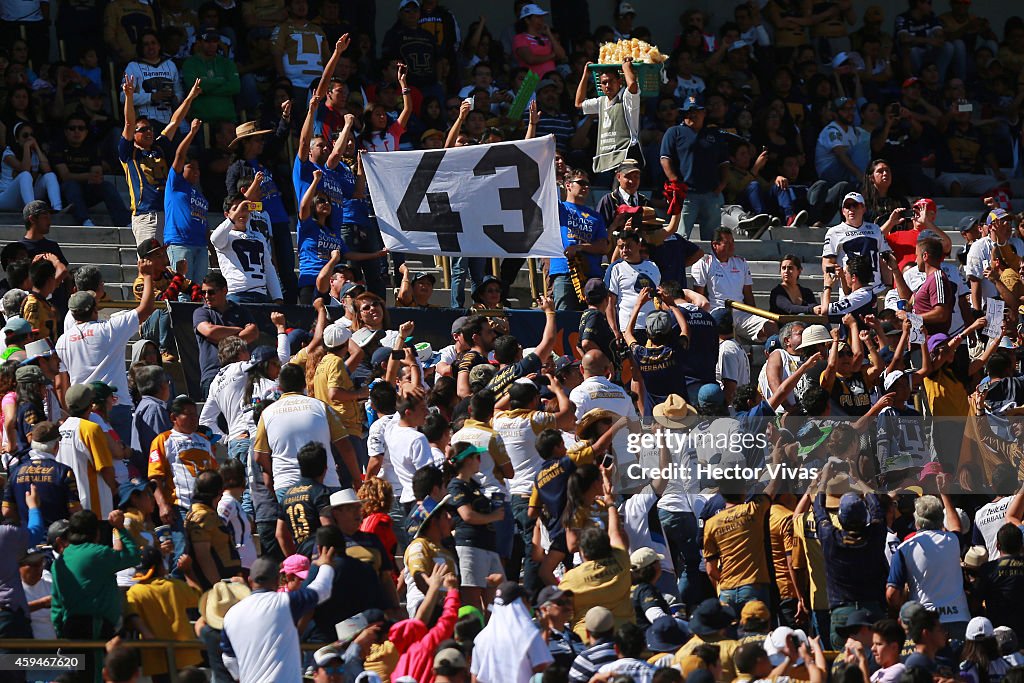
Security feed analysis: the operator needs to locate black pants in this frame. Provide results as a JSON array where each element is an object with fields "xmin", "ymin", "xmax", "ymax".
[{"xmin": 61, "ymin": 615, "xmax": 115, "ymax": 683}]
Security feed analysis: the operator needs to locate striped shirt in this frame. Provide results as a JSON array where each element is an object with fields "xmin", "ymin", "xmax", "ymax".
[
  {"xmin": 569, "ymin": 640, "xmax": 617, "ymax": 683},
  {"xmin": 148, "ymin": 430, "xmax": 218, "ymax": 509},
  {"xmin": 57, "ymin": 417, "xmax": 114, "ymax": 516}
]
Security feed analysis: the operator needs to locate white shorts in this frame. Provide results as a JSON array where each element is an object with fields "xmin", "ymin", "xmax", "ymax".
[
  {"xmin": 456, "ymin": 545, "xmax": 505, "ymax": 588},
  {"xmin": 936, "ymin": 172, "xmax": 1000, "ymax": 196}
]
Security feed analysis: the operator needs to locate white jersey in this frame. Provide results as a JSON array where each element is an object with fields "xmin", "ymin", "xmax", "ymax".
[
  {"xmin": 383, "ymin": 423, "xmax": 432, "ymax": 504},
  {"xmin": 492, "ymin": 409, "xmax": 557, "ymax": 496},
  {"xmin": 121, "ymin": 59, "xmax": 182, "ymax": 123},
  {"xmin": 210, "ymin": 217, "xmax": 283, "ymax": 300},
  {"xmin": 199, "ymin": 361, "xmax": 250, "ymax": 441},
  {"xmin": 605, "ymin": 258, "xmax": 662, "ymax": 332},
  {"xmin": 252, "ymin": 393, "xmax": 346, "ymax": 491},
  {"xmin": 974, "ymin": 497, "xmax": 1013, "ymax": 559},
  {"xmin": 57, "ymin": 417, "xmax": 115, "ymax": 517},
  {"xmin": 22, "ymin": 570, "xmax": 55, "ymax": 639},
  {"xmin": 570, "ymin": 376, "xmax": 638, "ymax": 466},
  {"xmin": 966, "ymin": 236, "xmax": 1024, "ymax": 303},
  {"xmin": 623, "ymin": 489, "xmax": 675, "ymax": 575},
  {"xmin": 822, "ymin": 221, "xmax": 892, "ymax": 292},
  {"xmin": 57, "ymin": 310, "xmax": 140, "ymax": 408},
  {"xmin": 717, "ymin": 338, "xmax": 750, "ymax": 387},
  {"xmin": 690, "ymin": 255, "xmax": 754, "ymax": 308},
  {"xmin": 758, "ymin": 348, "xmax": 801, "ymax": 412},
  {"xmin": 367, "ymin": 412, "xmax": 400, "ymax": 494}
]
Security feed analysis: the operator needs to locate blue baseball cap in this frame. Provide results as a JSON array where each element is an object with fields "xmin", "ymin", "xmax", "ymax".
[
  {"xmin": 838, "ymin": 492, "xmax": 867, "ymax": 528},
  {"xmin": 118, "ymin": 477, "xmax": 151, "ymax": 508},
  {"xmin": 958, "ymin": 216, "xmax": 980, "ymax": 232},
  {"xmin": 681, "ymin": 95, "xmax": 704, "ymax": 112},
  {"xmin": 988, "ymin": 208, "xmax": 1010, "ymax": 224},
  {"xmin": 697, "ymin": 383, "xmax": 725, "ymax": 408}
]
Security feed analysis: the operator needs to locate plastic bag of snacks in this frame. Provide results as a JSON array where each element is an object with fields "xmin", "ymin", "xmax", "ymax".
[{"xmin": 597, "ymin": 38, "xmax": 668, "ymax": 64}]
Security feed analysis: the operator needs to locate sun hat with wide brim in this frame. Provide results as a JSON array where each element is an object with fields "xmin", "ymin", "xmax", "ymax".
[
  {"xmin": 653, "ymin": 393, "xmax": 697, "ymax": 428},
  {"xmin": 795, "ymin": 324, "xmax": 833, "ymax": 350},
  {"xmin": 229, "ymin": 121, "xmax": 273, "ymax": 148},
  {"xmin": 199, "ymin": 581, "xmax": 251, "ymax": 629},
  {"xmin": 576, "ymin": 408, "xmax": 620, "ymax": 440}
]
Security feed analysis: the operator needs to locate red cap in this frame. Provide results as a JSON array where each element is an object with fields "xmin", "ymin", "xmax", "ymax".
[
  {"xmin": 902, "ymin": 77, "xmax": 920, "ymax": 88},
  {"xmin": 616, "ymin": 204, "xmax": 643, "ymax": 215},
  {"xmin": 913, "ymin": 197, "xmax": 937, "ymax": 213}
]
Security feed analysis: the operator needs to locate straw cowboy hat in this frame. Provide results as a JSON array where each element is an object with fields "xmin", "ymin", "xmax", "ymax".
[
  {"xmin": 653, "ymin": 393, "xmax": 697, "ymax": 429},
  {"xmin": 576, "ymin": 408, "xmax": 620, "ymax": 441},
  {"xmin": 199, "ymin": 581, "xmax": 251, "ymax": 629},
  {"xmin": 229, "ymin": 121, "xmax": 273, "ymax": 148}
]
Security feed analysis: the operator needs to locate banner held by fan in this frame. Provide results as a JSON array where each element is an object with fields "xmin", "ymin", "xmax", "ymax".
[{"xmin": 363, "ymin": 135, "xmax": 562, "ymax": 258}]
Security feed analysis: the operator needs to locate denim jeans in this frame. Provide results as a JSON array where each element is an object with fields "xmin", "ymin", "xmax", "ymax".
[
  {"xmin": 511, "ymin": 495, "xmax": 539, "ymax": 596},
  {"xmin": 228, "ymin": 438, "xmax": 254, "ymax": 517},
  {"xmin": 256, "ymin": 520, "xmax": 285, "ymax": 562},
  {"xmin": 551, "ymin": 274, "xmax": 581, "ymax": 311},
  {"xmin": 450, "ymin": 256, "xmax": 487, "ymax": 308},
  {"xmin": 495, "ymin": 500, "xmax": 514, "ymax": 559},
  {"xmin": 657, "ymin": 508, "xmax": 706, "ymax": 611},
  {"xmin": 228, "ymin": 291, "xmax": 272, "ymax": 305},
  {"xmin": 61, "ymin": 179, "xmax": 131, "ymax": 226},
  {"xmin": 168, "ymin": 506, "xmax": 189, "ymax": 577},
  {"xmin": 141, "ymin": 308, "xmax": 174, "ymax": 354},
  {"xmin": 167, "ymin": 244, "xmax": 210, "ymax": 283},
  {"xmin": 717, "ymin": 583, "xmax": 770, "ymax": 616},
  {"xmin": 0, "ymin": 607, "xmax": 32, "ymax": 682},
  {"xmin": 681, "ymin": 192, "xmax": 724, "ymax": 240},
  {"xmin": 349, "ymin": 433, "xmax": 368, "ymax": 473},
  {"xmin": 340, "ymin": 222, "xmax": 387, "ymax": 299},
  {"xmin": 391, "ymin": 498, "xmax": 412, "ymax": 552},
  {"xmin": 813, "ymin": 609, "xmax": 833, "ymax": 649}
]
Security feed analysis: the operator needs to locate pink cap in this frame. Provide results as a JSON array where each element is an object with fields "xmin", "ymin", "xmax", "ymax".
[
  {"xmin": 919, "ymin": 461, "xmax": 944, "ymax": 480},
  {"xmin": 281, "ymin": 554, "xmax": 310, "ymax": 579},
  {"xmin": 913, "ymin": 197, "xmax": 937, "ymax": 213}
]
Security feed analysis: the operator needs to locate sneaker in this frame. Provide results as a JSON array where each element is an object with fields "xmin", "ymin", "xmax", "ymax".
[
  {"xmin": 161, "ymin": 352, "xmax": 178, "ymax": 363},
  {"xmin": 82, "ymin": 219, "xmax": 95, "ymax": 227},
  {"xmin": 740, "ymin": 213, "xmax": 772, "ymax": 239},
  {"xmin": 788, "ymin": 210, "xmax": 809, "ymax": 228}
]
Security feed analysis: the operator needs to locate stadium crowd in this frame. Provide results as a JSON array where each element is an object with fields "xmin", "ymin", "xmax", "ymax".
[{"xmin": 4, "ymin": 0, "xmax": 1024, "ymax": 683}]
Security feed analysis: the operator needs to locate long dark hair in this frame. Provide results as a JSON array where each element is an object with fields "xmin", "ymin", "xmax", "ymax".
[
  {"xmin": 560, "ymin": 464, "xmax": 601, "ymax": 531},
  {"xmin": 961, "ymin": 638, "xmax": 1000, "ymax": 683},
  {"xmin": 16, "ymin": 379, "xmax": 45, "ymax": 422}
]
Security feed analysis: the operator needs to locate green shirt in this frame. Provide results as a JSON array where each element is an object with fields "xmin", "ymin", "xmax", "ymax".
[
  {"xmin": 181, "ymin": 55, "xmax": 241, "ymax": 123},
  {"xmin": 51, "ymin": 532, "xmax": 140, "ymax": 635}
]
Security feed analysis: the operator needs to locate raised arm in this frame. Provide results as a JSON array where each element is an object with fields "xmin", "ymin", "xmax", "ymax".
[
  {"xmin": 299, "ymin": 168, "xmax": 322, "ymax": 221},
  {"xmin": 315, "ymin": 34, "xmax": 351, "ymax": 100},
  {"xmin": 621, "ymin": 57, "xmax": 639, "ymax": 95},
  {"xmin": 121, "ymin": 75, "xmax": 137, "ymax": 141},
  {"xmin": 525, "ymin": 99, "xmax": 539, "ymax": 140},
  {"xmin": 445, "ymin": 99, "xmax": 469, "ymax": 148},
  {"xmin": 575, "ymin": 61, "xmax": 593, "ymax": 108},
  {"xmin": 533, "ymin": 295, "xmax": 559, "ymax": 360},
  {"xmin": 298, "ymin": 94, "xmax": 323, "ymax": 163},
  {"xmin": 163, "ymin": 79, "xmax": 202, "ymax": 140},
  {"xmin": 327, "ymin": 114, "xmax": 356, "ymax": 169},
  {"xmin": 396, "ymin": 63, "xmax": 412, "ymax": 130},
  {"xmin": 172, "ymin": 119, "xmax": 202, "ymax": 173}
]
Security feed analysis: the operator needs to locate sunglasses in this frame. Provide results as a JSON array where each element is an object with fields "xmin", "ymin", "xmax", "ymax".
[
  {"xmin": 360, "ymin": 303, "xmax": 382, "ymax": 311},
  {"xmin": 571, "ymin": 179, "xmax": 590, "ymax": 187},
  {"xmin": 66, "ymin": 125, "xmax": 86, "ymax": 131},
  {"xmin": 135, "ymin": 126, "xmax": 152, "ymax": 133}
]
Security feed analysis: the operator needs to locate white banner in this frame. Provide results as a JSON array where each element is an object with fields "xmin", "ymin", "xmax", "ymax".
[{"xmin": 363, "ymin": 135, "xmax": 563, "ymax": 258}]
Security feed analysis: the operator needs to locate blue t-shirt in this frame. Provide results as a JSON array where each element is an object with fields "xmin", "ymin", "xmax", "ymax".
[
  {"xmin": 650, "ymin": 235, "xmax": 701, "ymax": 288},
  {"xmin": 659, "ymin": 124, "xmax": 728, "ymax": 194},
  {"xmin": 117, "ymin": 135, "xmax": 174, "ymax": 215},
  {"xmin": 292, "ymin": 156, "xmax": 355, "ymax": 231},
  {"xmin": 677, "ymin": 305, "xmax": 718, "ymax": 385},
  {"xmin": 163, "ymin": 167, "xmax": 209, "ymax": 247},
  {"xmin": 297, "ymin": 217, "xmax": 349, "ymax": 288},
  {"xmin": 551, "ymin": 201, "xmax": 607, "ymax": 277}
]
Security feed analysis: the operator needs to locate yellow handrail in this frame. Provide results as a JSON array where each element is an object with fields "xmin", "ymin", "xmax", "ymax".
[{"xmin": 725, "ymin": 299, "xmax": 828, "ymax": 325}]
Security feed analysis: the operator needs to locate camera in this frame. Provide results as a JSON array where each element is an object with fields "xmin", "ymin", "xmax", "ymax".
[
  {"xmin": 901, "ymin": 208, "xmax": 915, "ymax": 219},
  {"xmin": 958, "ymin": 100, "xmax": 973, "ymax": 113},
  {"xmin": 825, "ymin": 265, "xmax": 836, "ymax": 274}
]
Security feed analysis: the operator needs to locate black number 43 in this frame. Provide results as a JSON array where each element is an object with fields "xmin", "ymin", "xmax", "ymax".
[{"xmin": 395, "ymin": 146, "xmax": 545, "ymax": 253}]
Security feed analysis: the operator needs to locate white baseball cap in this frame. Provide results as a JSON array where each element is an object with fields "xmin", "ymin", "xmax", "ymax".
[
  {"xmin": 323, "ymin": 322, "xmax": 352, "ymax": 349},
  {"xmin": 967, "ymin": 616, "xmax": 994, "ymax": 641},
  {"xmin": 329, "ymin": 489, "xmax": 361, "ymax": 507},
  {"xmin": 617, "ymin": 2, "xmax": 636, "ymax": 15},
  {"xmin": 519, "ymin": 3, "xmax": 548, "ymax": 19},
  {"xmin": 882, "ymin": 370, "xmax": 907, "ymax": 391},
  {"xmin": 843, "ymin": 191, "xmax": 865, "ymax": 206}
]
